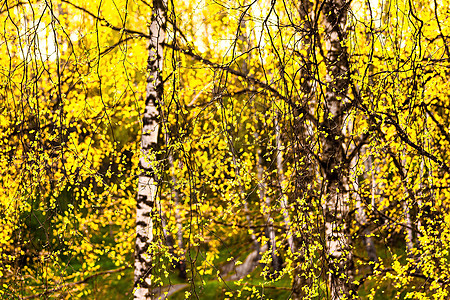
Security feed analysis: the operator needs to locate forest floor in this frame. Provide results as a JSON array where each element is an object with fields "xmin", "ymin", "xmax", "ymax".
[{"xmin": 153, "ymin": 248, "xmax": 262, "ymax": 299}]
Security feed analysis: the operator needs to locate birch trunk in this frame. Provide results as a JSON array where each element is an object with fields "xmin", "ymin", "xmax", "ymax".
[
  {"xmin": 290, "ymin": 1, "xmax": 316, "ymax": 298},
  {"xmin": 321, "ymin": 0, "xmax": 353, "ymax": 298},
  {"xmin": 134, "ymin": 0, "xmax": 167, "ymax": 298},
  {"xmin": 357, "ymin": 4, "xmax": 379, "ymax": 268},
  {"xmin": 255, "ymin": 128, "xmax": 282, "ymax": 273},
  {"xmin": 361, "ymin": 154, "xmax": 379, "ymax": 267},
  {"xmin": 275, "ymin": 114, "xmax": 295, "ymax": 253},
  {"xmin": 403, "ymin": 193, "xmax": 415, "ymax": 252},
  {"xmin": 418, "ymin": 111, "xmax": 433, "ymax": 243},
  {"xmin": 168, "ymin": 153, "xmax": 186, "ymax": 278},
  {"xmin": 353, "ymin": 154, "xmax": 378, "ymax": 268},
  {"xmin": 400, "ymin": 151, "xmax": 416, "ymax": 253},
  {"xmin": 234, "ymin": 13, "xmax": 259, "ymax": 251}
]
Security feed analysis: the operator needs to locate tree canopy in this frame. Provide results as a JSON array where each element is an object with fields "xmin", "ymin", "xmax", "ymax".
[{"xmin": 1, "ymin": 0, "xmax": 450, "ymax": 299}]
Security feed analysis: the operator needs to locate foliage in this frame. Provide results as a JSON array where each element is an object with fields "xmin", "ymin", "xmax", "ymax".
[{"xmin": 1, "ymin": 0, "xmax": 450, "ymax": 299}]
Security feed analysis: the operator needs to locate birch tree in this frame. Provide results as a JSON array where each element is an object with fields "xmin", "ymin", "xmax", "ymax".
[
  {"xmin": 4, "ymin": 0, "xmax": 450, "ymax": 299},
  {"xmin": 321, "ymin": 0, "xmax": 353, "ymax": 297},
  {"xmin": 134, "ymin": 0, "xmax": 167, "ymax": 297}
]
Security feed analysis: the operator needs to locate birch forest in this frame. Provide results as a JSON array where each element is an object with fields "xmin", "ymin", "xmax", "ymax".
[{"xmin": 1, "ymin": 0, "xmax": 450, "ymax": 298}]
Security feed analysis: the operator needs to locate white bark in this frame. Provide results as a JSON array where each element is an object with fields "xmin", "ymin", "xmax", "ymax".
[
  {"xmin": 321, "ymin": 0, "xmax": 353, "ymax": 298},
  {"xmin": 403, "ymin": 194, "xmax": 415, "ymax": 252},
  {"xmin": 275, "ymin": 114, "xmax": 295, "ymax": 253},
  {"xmin": 168, "ymin": 155, "xmax": 184, "ymax": 253},
  {"xmin": 233, "ymin": 13, "xmax": 259, "ymax": 250},
  {"xmin": 401, "ymin": 152, "xmax": 415, "ymax": 253},
  {"xmin": 134, "ymin": 0, "xmax": 167, "ymax": 298},
  {"xmin": 353, "ymin": 154, "xmax": 378, "ymax": 267},
  {"xmin": 168, "ymin": 154, "xmax": 186, "ymax": 278},
  {"xmin": 291, "ymin": 2, "xmax": 316, "ymax": 298},
  {"xmin": 255, "ymin": 129, "xmax": 281, "ymax": 272}
]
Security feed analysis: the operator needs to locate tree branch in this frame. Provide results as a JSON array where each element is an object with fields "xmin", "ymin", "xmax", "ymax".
[
  {"xmin": 21, "ymin": 266, "xmax": 130, "ymax": 300},
  {"xmin": 61, "ymin": 0, "xmax": 150, "ymax": 38},
  {"xmin": 163, "ymin": 43, "xmax": 318, "ymax": 125}
]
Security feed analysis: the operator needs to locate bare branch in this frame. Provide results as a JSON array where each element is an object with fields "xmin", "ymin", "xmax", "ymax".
[{"xmin": 21, "ymin": 266, "xmax": 130, "ymax": 300}]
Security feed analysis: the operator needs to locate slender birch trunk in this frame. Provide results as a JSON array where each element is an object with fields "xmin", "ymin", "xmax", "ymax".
[
  {"xmin": 134, "ymin": 0, "xmax": 167, "ymax": 298},
  {"xmin": 280, "ymin": 112, "xmax": 314, "ymax": 299},
  {"xmin": 418, "ymin": 111, "xmax": 433, "ymax": 244},
  {"xmin": 354, "ymin": 154, "xmax": 378, "ymax": 268},
  {"xmin": 403, "ymin": 190, "xmax": 415, "ymax": 253},
  {"xmin": 321, "ymin": 0, "xmax": 353, "ymax": 298},
  {"xmin": 226, "ymin": 127, "xmax": 260, "ymax": 277},
  {"xmin": 275, "ymin": 113, "xmax": 295, "ymax": 254},
  {"xmin": 255, "ymin": 126, "xmax": 282, "ymax": 273},
  {"xmin": 357, "ymin": 4, "xmax": 379, "ymax": 268},
  {"xmin": 290, "ymin": 0, "xmax": 315, "ymax": 300},
  {"xmin": 235, "ymin": 13, "xmax": 259, "ymax": 251},
  {"xmin": 168, "ymin": 153, "xmax": 186, "ymax": 278},
  {"xmin": 400, "ymin": 150, "xmax": 416, "ymax": 253},
  {"xmin": 154, "ymin": 153, "xmax": 185, "ymax": 278},
  {"xmin": 355, "ymin": 184, "xmax": 379, "ymax": 266}
]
